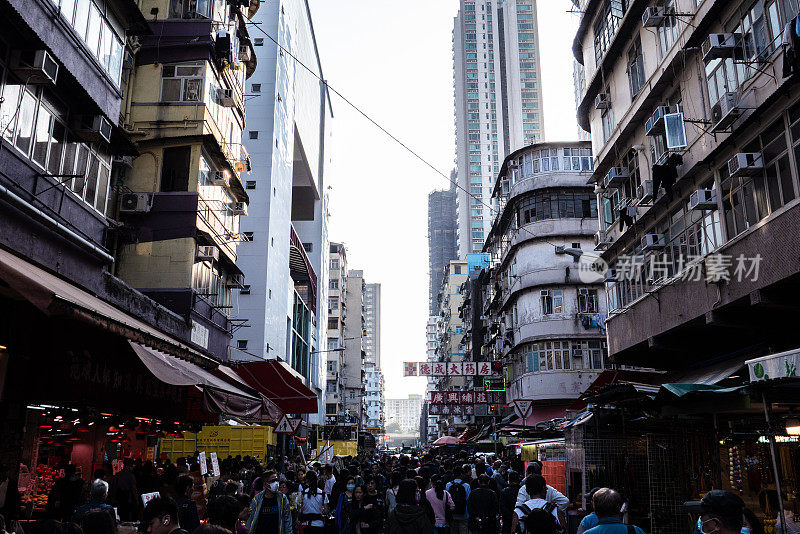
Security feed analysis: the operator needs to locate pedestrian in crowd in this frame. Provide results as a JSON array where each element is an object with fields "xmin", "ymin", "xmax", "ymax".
[
  {"xmin": 467, "ymin": 475, "xmax": 499, "ymax": 534},
  {"xmin": 523, "ymin": 508, "xmax": 560, "ymax": 534},
  {"xmin": 576, "ymin": 488, "xmax": 601, "ymax": 534},
  {"xmin": 445, "ymin": 465, "xmax": 472, "ymax": 534},
  {"xmin": 425, "ymin": 476, "xmax": 454, "ymax": 534},
  {"xmin": 72, "ymin": 481, "xmax": 114, "ymax": 526},
  {"xmin": 491, "ymin": 463, "xmax": 506, "ymax": 492},
  {"xmin": 353, "ymin": 485, "xmax": 382, "ymax": 534},
  {"xmin": 514, "ymin": 463, "xmax": 568, "ymax": 513},
  {"xmin": 331, "ymin": 470, "xmax": 351, "ymax": 513},
  {"xmin": 385, "ymin": 480, "xmax": 433, "ymax": 534},
  {"xmin": 112, "ymin": 458, "xmax": 140, "ymax": 522},
  {"xmin": 208, "ymin": 495, "xmax": 243, "ymax": 533},
  {"xmin": 500, "ymin": 471, "xmax": 521, "ymax": 534},
  {"xmin": 585, "ymin": 488, "xmax": 646, "ymax": 534},
  {"xmin": 175, "ymin": 475, "xmax": 201, "ymax": 533},
  {"xmin": 246, "ymin": 470, "xmax": 293, "ymax": 534},
  {"xmin": 236, "ymin": 494, "xmax": 253, "ymax": 534},
  {"xmin": 300, "ymin": 471, "xmax": 328, "ymax": 534},
  {"xmin": 363, "ymin": 475, "xmax": 385, "ymax": 533},
  {"xmin": 142, "ymin": 496, "xmax": 190, "ymax": 534},
  {"xmin": 510, "ymin": 475, "xmax": 559, "ymax": 534},
  {"xmin": 335, "ymin": 476, "xmax": 357, "ymax": 534},
  {"xmin": 386, "ymin": 472, "xmax": 403, "ymax": 515}
]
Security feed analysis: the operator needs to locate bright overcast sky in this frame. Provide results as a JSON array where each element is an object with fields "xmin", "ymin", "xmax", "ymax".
[{"xmin": 311, "ymin": 0, "xmax": 581, "ymax": 398}]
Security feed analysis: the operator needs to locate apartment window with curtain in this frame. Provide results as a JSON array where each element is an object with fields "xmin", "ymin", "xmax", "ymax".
[
  {"xmin": 593, "ymin": 0, "xmax": 630, "ymax": 65},
  {"xmin": 627, "ymin": 37, "xmax": 645, "ymax": 98}
]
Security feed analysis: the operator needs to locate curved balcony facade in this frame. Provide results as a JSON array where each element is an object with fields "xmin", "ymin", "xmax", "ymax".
[{"xmin": 488, "ymin": 141, "xmax": 607, "ymax": 417}]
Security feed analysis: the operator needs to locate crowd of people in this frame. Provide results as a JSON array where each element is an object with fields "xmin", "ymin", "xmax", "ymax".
[{"xmin": 0, "ymin": 451, "xmax": 774, "ymax": 534}]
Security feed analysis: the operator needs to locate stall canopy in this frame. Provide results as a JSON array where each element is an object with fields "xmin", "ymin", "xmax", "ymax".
[
  {"xmin": 222, "ymin": 360, "xmax": 318, "ymax": 414},
  {"xmin": 129, "ymin": 342, "xmax": 271, "ymax": 420},
  {"xmin": 508, "ymin": 406, "xmax": 566, "ymax": 427}
]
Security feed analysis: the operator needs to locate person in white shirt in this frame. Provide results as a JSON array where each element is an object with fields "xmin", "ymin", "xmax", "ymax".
[
  {"xmin": 511, "ymin": 475, "xmax": 560, "ymax": 534},
  {"xmin": 301, "ymin": 471, "xmax": 329, "ymax": 534},
  {"xmin": 323, "ymin": 465, "xmax": 336, "ymax": 497},
  {"xmin": 515, "ymin": 462, "xmax": 569, "ymax": 512}
]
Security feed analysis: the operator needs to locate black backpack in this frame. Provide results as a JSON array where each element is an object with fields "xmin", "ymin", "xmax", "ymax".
[
  {"xmin": 450, "ymin": 481, "xmax": 467, "ymax": 515},
  {"xmin": 514, "ymin": 502, "xmax": 560, "ymax": 534}
]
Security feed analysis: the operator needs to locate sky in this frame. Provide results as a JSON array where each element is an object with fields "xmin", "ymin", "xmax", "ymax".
[{"xmin": 311, "ymin": 0, "xmax": 581, "ymax": 399}]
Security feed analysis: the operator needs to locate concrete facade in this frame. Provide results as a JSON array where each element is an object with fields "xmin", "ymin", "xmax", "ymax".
[
  {"xmin": 325, "ymin": 242, "xmax": 347, "ymax": 420},
  {"xmin": 574, "ymin": 0, "xmax": 800, "ymax": 370},
  {"xmin": 453, "ymin": 0, "xmax": 545, "ymax": 257},
  {"xmin": 386, "ymin": 394, "xmax": 423, "ymax": 434},
  {"xmin": 428, "ymin": 181, "xmax": 458, "ymax": 315}
]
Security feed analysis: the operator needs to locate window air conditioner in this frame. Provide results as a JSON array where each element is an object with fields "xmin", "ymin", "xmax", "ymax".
[
  {"xmin": 229, "ymin": 201, "xmax": 248, "ymax": 216},
  {"xmin": 555, "ymin": 245, "xmax": 566, "ymax": 254},
  {"xmin": 595, "ymin": 92, "xmax": 611, "ymax": 110},
  {"xmin": 645, "ymin": 105, "xmax": 680, "ymax": 136},
  {"xmin": 642, "ymin": 6, "xmax": 665, "ymax": 27},
  {"xmin": 689, "ymin": 189, "xmax": 717, "ymax": 210},
  {"xmin": 74, "ymin": 115, "xmax": 113, "ymax": 144},
  {"xmin": 210, "ymin": 171, "xmax": 230, "ymax": 186},
  {"xmin": 10, "ymin": 49, "xmax": 59, "ymax": 85},
  {"xmin": 711, "ymin": 92, "xmax": 742, "ymax": 132},
  {"xmin": 119, "ymin": 193, "xmax": 151, "ymax": 213},
  {"xmin": 226, "ymin": 273, "xmax": 245, "ymax": 288},
  {"xmin": 594, "ymin": 230, "xmax": 612, "ymax": 251},
  {"xmin": 221, "ymin": 88, "xmax": 236, "ymax": 107},
  {"xmin": 642, "ymin": 233, "xmax": 666, "ymax": 251},
  {"xmin": 196, "ymin": 246, "xmax": 219, "ymax": 261},
  {"xmin": 112, "ymin": 155, "xmax": 134, "ymax": 168},
  {"xmin": 239, "ymin": 44, "xmax": 251, "ymax": 62},
  {"xmin": 728, "ymin": 152, "xmax": 763, "ymax": 178},
  {"xmin": 637, "ymin": 180, "xmax": 654, "ymax": 204},
  {"xmin": 604, "ymin": 167, "xmax": 630, "ymax": 189},
  {"xmin": 701, "ymin": 33, "xmax": 743, "ymax": 63}
]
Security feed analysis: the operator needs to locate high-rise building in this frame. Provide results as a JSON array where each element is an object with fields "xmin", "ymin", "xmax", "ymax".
[
  {"xmin": 428, "ymin": 179, "xmax": 458, "ymax": 315},
  {"xmin": 237, "ymin": 0, "xmax": 332, "ymax": 424},
  {"xmin": 342, "ymin": 269, "xmax": 365, "ymax": 422},
  {"xmin": 385, "ymin": 395, "xmax": 424, "ymax": 434},
  {"xmin": 325, "ymin": 243, "xmax": 347, "ymax": 421},
  {"xmin": 453, "ymin": 0, "xmax": 545, "ymax": 257},
  {"xmin": 364, "ymin": 283, "xmax": 381, "ymax": 366}
]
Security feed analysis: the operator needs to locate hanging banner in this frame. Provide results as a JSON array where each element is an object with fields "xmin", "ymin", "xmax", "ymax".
[
  {"xmin": 447, "ymin": 362, "xmax": 463, "ymax": 376},
  {"xmin": 460, "ymin": 391, "xmax": 474, "ymax": 404},
  {"xmin": 209, "ymin": 452, "xmax": 221, "ymax": 477},
  {"xmin": 199, "ymin": 452, "xmax": 208, "ymax": 475},
  {"xmin": 419, "ymin": 362, "xmax": 432, "ymax": 376},
  {"xmin": 747, "ymin": 349, "xmax": 799, "ymax": 381},
  {"xmin": 403, "ymin": 362, "xmax": 418, "ymax": 376}
]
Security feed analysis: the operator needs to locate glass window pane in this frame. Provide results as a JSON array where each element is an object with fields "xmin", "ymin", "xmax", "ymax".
[
  {"xmin": 48, "ymin": 120, "xmax": 66, "ymax": 175},
  {"xmin": 86, "ymin": 5, "xmax": 101, "ymax": 55},
  {"xmin": 161, "ymin": 78, "xmax": 181, "ymax": 101},
  {"xmin": 109, "ymin": 37, "xmax": 123, "ymax": 85},
  {"xmin": 73, "ymin": 0, "xmax": 90, "ymax": 41},
  {"xmin": 1, "ymin": 81, "xmax": 21, "ymax": 140},
  {"xmin": 14, "ymin": 91, "xmax": 37, "ymax": 155},
  {"xmin": 62, "ymin": 134, "xmax": 78, "ymax": 180},
  {"xmin": 100, "ymin": 22, "xmax": 112, "ymax": 72},
  {"xmin": 61, "ymin": 0, "xmax": 77, "ymax": 26},
  {"xmin": 95, "ymin": 164, "xmax": 110, "ymax": 213},
  {"xmin": 184, "ymin": 78, "xmax": 202, "ymax": 101},
  {"xmin": 72, "ymin": 144, "xmax": 88, "ymax": 196},
  {"xmin": 32, "ymin": 106, "xmax": 53, "ymax": 167},
  {"xmin": 84, "ymin": 154, "xmax": 99, "ymax": 205}
]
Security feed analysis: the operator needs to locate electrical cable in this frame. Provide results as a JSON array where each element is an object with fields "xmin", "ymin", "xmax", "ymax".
[{"xmin": 243, "ymin": 21, "xmax": 593, "ymax": 256}]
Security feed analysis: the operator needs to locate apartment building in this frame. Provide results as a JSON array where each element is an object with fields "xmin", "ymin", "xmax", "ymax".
[
  {"xmin": 386, "ymin": 394, "xmax": 424, "ymax": 434},
  {"xmin": 342, "ymin": 269, "xmax": 365, "ymax": 423},
  {"xmin": 453, "ymin": 0, "xmax": 545, "ymax": 256},
  {"xmin": 574, "ymin": 0, "xmax": 800, "ymax": 371},
  {"xmin": 484, "ymin": 141, "xmax": 607, "ymax": 420},
  {"xmin": 428, "ymin": 180, "xmax": 458, "ymax": 315},
  {"xmin": 325, "ymin": 242, "xmax": 347, "ymax": 420}
]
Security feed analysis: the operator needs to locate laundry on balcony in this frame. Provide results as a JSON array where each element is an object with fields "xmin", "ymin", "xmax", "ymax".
[
  {"xmin": 782, "ymin": 15, "xmax": 800, "ymax": 78},
  {"xmin": 580, "ymin": 312, "xmax": 607, "ymax": 334}
]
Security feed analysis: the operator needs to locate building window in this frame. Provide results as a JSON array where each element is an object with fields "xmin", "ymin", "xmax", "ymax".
[
  {"xmin": 249, "ymin": 131, "xmax": 258, "ymax": 139},
  {"xmin": 330, "ymin": 258, "xmax": 340, "ymax": 270},
  {"xmin": 169, "ymin": 0, "xmax": 215, "ymax": 18},
  {"xmin": 601, "ymin": 105, "xmax": 615, "ymax": 143},
  {"xmin": 237, "ymin": 340, "xmax": 248, "ymax": 350},
  {"xmin": 330, "ymin": 278, "xmax": 339, "ymax": 290},
  {"xmin": 243, "ymin": 232, "xmax": 254, "ymax": 241},
  {"xmin": 240, "ymin": 285, "xmax": 251, "ymax": 295},
  {"xmin": 627, "ymin": 37, "xmax": 645, "ymax": 98},
  {"xmin": 254, "ymin": 38, "xmax": 264, "ymax": 46},
  {"xmin": 161, "ymin": 63, "xmax": 203, "ymax": 102},
  {"xmin": 246, "ymin": 180, "xmax": 256, "ymax": 189},
  {"xmin": 578, "ymin": 288, "xmax": 598, "ymax": 313},
  {"xmin": 657, "ymin": 0, "xmax": 679, "ymax": 57},
  {"xmin": 329, "ymin": 296, "xmax": 339, "ymax": 310},
  {"xmin": 328, "ymin": 318, "xmax": 339, "ymax": 330},
  {"xmin": 593, "ymin": 0, "xmax": 629, "ymax": 65},
  {"xmin": 540, "ymin": 289, "xmax": 563, "ymax": 315},
  {"xmin": 252, "ymin": 83, "xmax": 261, "ymax": 92},
  {"xmin": 515, "ymin": 189, "xmax": 597, "ymax": 224}
]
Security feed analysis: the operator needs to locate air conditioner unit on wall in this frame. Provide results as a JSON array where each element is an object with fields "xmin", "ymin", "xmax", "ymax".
[
  {"xmin": 642, "ymin": 6, "xmax": 666, "ymax": 27},
  {"xmin": 711, "ymin": 92, "xmax": 742, "ymax": 132},
  {"xmin": 702, "ymin": 33, "xmax": 744, "ymax": 63},
  {"xmin": 239, "ymin": 44, "xmax": 251, "ymax": 62},
  {"xmin": 594, "ymin": 230, "xmax": 612, "ymax": 251},
  {"xmin": 74, "ymin": 115, "xmax": 113, "ymax": 144},
  {"xmin": 728, "ymin": 153, "xmax": 763, "ymax": 177},
  {"xmin": 637, "ymin": 180, "xmax": 654, "ymax": 204},
  {"xmin": 595, "ymin": 92, "xmax": 611, "ymax": 110},
  {"xmin": 689, "ymin": 189, "xmax": 717, "ymax": 210},
  {"xmin": 645, "ymin": 105, "xmax": 680, "ymax": 136},
  {"xmin": 604, "ymin": 167, "xmax": 630, "ymax": 188},
  {"xmin": 642, "ymin": 233, "xmax": 666, "ymax": 251},
  {"xmin": 196, "ymin": 246, "xmax": 219, "ymax": 261},
  {"xmin": 210, "ymin": 171, "xmax": 230, "ymax": 186},
  {"xmin": 229, "ymin": 201, "xmax": 248, "ymax": 215},
  {"xmin": 120, "ymin": 193, "xmax": 151, "ymax": 213},
  {"xmin": 10, "ymin": 49, "xmax": 59, "ymax": 85}
]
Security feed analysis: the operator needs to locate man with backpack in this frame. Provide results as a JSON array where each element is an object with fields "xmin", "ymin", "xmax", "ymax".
[
  {"xmin": 467, "ymin": 475, "xmax": 499, "ymax": 534},
  {"xmin": 510, "ymin": 475, "xmax": 560, "ymax": 534},
  {"xmin": 445, "ymin": 465, "xmax": 472, "ymax": 534}
]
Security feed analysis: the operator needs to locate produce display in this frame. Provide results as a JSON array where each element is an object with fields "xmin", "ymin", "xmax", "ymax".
[{"xmin": 21, "ymin": 464, "xmax": 58, "ymax": 510}]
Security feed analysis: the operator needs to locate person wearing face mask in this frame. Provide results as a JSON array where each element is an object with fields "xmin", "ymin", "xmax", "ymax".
[
  {"xmin": 246, "ymin": 470, "xmax": 293, "ymax": 534},
  {"xmin": 684, "ymin": 491, "xmax": 745, "ymax": 534},
  {"xmin": 335, "ymin": 477, "xmax": 357, "ymax": 534}
]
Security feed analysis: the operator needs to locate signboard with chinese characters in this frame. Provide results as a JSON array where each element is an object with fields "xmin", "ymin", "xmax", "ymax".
[
  {"xmin": 403, "ymin": 362, "xmax": 418, "ymax": 376},
  {"xmin": 402, "ymin": 361, "xmax": 498, "ymax": 376}
]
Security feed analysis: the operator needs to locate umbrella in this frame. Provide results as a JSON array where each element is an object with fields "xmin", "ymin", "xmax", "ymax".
[{"xmin": 432, "ymin": 435, "xmax": 461, "ymax": 446}]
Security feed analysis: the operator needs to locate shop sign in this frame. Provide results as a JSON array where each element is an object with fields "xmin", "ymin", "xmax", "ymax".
[
  {"xmin": 199, "ymin": 452, "xmax": 207, "ymax": 475},
  {"xmin": 141, "ymin": 492, "xmax": 160, "ymax": 506},
  {"xmin": 404, "ymin": 361, "xmax": 497, "ymax": 376},
  {"xmin": 191, "ymin": 321, "xmax": 209, "ymax": 350},
  {"xmin": 209, "ymin": 452, "xmax": 220, "ymax": 477},
  {"xmin": 747, "ymin": 349, "xmax": 800, "ymax": 381}
]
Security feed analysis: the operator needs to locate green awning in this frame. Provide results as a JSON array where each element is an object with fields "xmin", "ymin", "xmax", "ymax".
[{"xmin": 660, "ymin": 383, "xmax": 746, "ymax": 397}]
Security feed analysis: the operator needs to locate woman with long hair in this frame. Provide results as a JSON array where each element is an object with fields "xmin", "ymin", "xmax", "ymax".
[
  {"xmin": 335, "ymin": 477, "xmax": 357, "ymax": 534},
  {"xmin": 300, "ymin": 471, "xmax": 328, "ymax": 534},
  {"xmin": 385, "ymin": 480, "xmax": 433, "ymax": 534},
  {"xmin": 425, "ymin": 476, "xmax": 454, "ymax": 534}
]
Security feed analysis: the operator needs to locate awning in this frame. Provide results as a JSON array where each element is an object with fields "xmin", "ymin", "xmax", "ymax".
[
  {"xmin": 214, "ymin": 365, "xmax": 283, "ymax": 422},
  {"xmin": 0, "ymin": 247, "xmax": 211, "ymax": 366},
  {"xmin": 129, "ymin": 342, "xmax": 269, "ymax": 420},
  {"xmin": 673, "ymin": 357, "xmax": 749, "ymax": 385},
  {"xmin": 508, "ymin": 406, "xmax": 566, "ymax": 427},
  {"xmin": 746, "ymin": 348, "xmax": 800, "ymax": 382},
  {"xmin": 658, "ymin": 383, "xmax": 746, "ymax": 398},
  {"xmin": 227, "ymin": 360, "xmax": 318, "ymax": 414}
]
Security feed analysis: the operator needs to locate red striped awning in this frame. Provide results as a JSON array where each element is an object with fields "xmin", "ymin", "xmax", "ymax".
[{"xmin": 226, "ymin": 360, "xmax": 318, "ymax": 414}]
